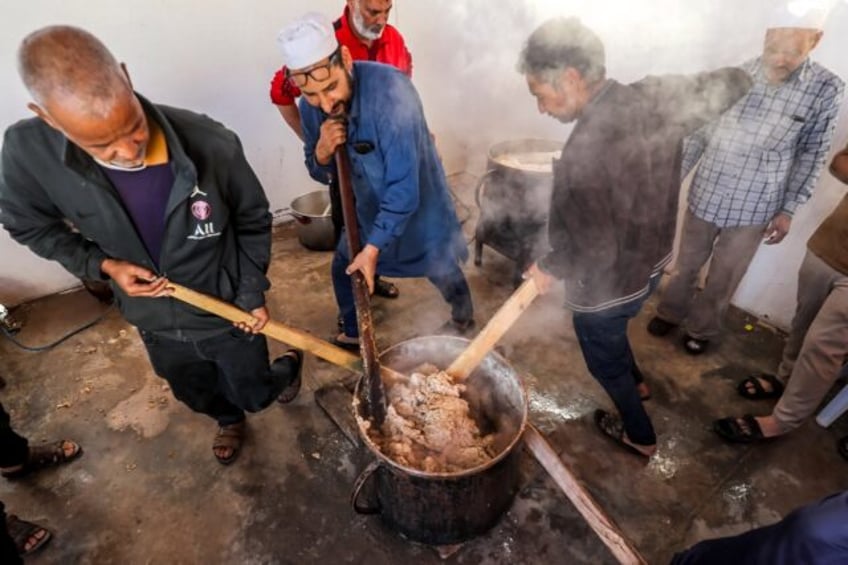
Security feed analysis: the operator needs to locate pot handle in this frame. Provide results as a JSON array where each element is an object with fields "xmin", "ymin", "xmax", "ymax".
[
  {"xmin": 351, "ymin": 460, "xmax": 381, "ymax": 515},
  {"xmin": 474, "ymin": 169, "xmax": 496, "ymax": 208},
  {"xmin": 274, "ymin": 207, "xmax": 311, "ymax": 225}
]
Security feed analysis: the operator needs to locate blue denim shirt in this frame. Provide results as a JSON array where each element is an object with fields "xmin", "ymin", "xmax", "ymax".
[{"xmin": 300, "ymin": 61, "xmax": 467, "ymax": 276}]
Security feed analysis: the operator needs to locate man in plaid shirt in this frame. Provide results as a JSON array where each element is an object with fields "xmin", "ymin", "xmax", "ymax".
[{"xmin": 648, "ymin": 6, "xmax": 844, "ymax": 354}]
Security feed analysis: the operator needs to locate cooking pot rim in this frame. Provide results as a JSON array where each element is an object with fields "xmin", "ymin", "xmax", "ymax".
[
  {"xmin": 487, "ymin": 138, "xmax": 563, "ymax": 159},
  {"xmin": 353, "ymin": 336, "xmax": 529, "ymax": 479},
  {"xmin": 290, "ymin": 189, "xmax": 332, "ymax": 219}
]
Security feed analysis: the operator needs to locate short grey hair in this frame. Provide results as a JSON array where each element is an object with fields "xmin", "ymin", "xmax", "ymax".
[
  {"xmin": 517, "ymin": 17, "xmax": 606, "ymax": 84},
  {"xmin": 18, "ymin": 25, "xmax": 131, "ymax": 116}
]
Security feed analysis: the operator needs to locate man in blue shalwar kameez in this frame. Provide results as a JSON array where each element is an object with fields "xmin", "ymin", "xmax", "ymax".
[{"xmin": 277, "ymin": 13, "xmax": 474, "ymax": 349}]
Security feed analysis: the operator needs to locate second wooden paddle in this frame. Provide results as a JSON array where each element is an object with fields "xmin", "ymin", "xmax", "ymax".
[
  {"xmin": 335, "ymin": 145, "xmax": 387, "ymax": 425},
  {"xmin": 446, "ymin": 277, "xmax": 539, "ymax": 380}
]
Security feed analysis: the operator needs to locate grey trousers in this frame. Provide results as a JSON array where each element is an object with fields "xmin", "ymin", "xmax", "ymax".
[
  {"xmin": 656, "ymin": 209, "xmax": 766, "ymax": 340},
  {"xmin": 772, "ymin": 250, "xmax": 848, "ymax": 433}
]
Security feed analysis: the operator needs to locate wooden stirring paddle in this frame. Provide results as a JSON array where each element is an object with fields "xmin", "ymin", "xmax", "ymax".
[
  {"xmin": 334, "ymin": 146, "xmax": 387, "ymax": 425},
  {"xmin": 446, "ymin": 277, "xmax": 539, "ymax": 381}
]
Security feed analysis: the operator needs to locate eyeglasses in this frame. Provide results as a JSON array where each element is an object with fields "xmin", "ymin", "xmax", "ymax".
[{"xmin": 286, "ymin": 48, "xmax": 341, "ymax": 88}]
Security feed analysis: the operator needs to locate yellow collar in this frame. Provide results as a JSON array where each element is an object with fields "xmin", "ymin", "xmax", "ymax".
[{"xmin": 144, "ymin": 117, "xmax": 168, "ymax": 166}]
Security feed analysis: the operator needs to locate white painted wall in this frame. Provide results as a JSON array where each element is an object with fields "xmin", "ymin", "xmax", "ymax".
[{"xmin": 1, "ymin": 0, "xmax": 847, "ymax": 328}]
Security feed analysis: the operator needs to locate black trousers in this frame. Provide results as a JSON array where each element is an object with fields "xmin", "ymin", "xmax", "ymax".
[
  {"xmin": 1, "ymin": 404, "xmax": 26, "ymax": 563},
  {"xmin": 0, "ymin": 403, "xmax": 28, "ymax": 468},
  {"xmin": 0, "ymin": 501, "xmax": 21, "ymax": 564},
  {"xmin": 140, "ymin": 329, "xmax": 296, "ymax": 426}
]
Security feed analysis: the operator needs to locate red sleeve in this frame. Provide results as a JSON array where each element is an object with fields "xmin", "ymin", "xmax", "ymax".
[
  {"xmin": 402, "ymin": 43, "xmax": 413, "ymax": 78},
  {"xmin": 382, "ymin": 27, "xmax": 413, "ymax": 78},
  {"xmin": 269, "ymin": 68, "xmax": 301, "ymax": 106}
]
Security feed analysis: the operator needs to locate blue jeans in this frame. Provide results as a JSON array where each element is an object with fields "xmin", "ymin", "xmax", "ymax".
[
  {"xmin": 332, "ymin": 238, "xmax": 473, "ymax": 338},
  {"xmin": 572, "ymin": 278, "xmax": 659, "ymax": 446}
]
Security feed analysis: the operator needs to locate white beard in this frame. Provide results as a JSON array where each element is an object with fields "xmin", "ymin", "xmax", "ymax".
[{"xmin": 351, "ymin": 5, "xmax": 384, "ymax": 41}]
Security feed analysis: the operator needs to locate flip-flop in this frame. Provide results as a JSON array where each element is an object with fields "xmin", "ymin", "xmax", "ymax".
[
  {"xmin": 737, "ymin": 374, "xmax": 784, "ymax": 400},
  {"xmin": 1, "ymin": 439, "xmax": 83, "ymax": 479},
  {"xmin": 593, "ymin": 409, "xmax": 653, "ymax": 458},
  {"xmin": 6, "ymin": 515, "xmax": 52, "ymax": 556},
  {"xmin": 276, "ymin": 349, "xmax": 303, "ymax": 404},
  {"xmin": 713, "ymin": 414, "xmax": 767, "ymax": 444}
]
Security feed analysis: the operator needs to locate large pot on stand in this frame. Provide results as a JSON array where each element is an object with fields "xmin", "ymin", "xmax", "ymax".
[{"xmin": 474, "ymin": 138, "xmax": 560, "ymax": 286}]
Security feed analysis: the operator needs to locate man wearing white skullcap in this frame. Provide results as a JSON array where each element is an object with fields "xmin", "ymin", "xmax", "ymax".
[
  {"xmin": 278, "ymin": 13, "xmax": 474, "ymax": 350},
  {"xmin": 270, "ymin": 2, "xmax": 412, "ymax": 302},
  {"xmin": 649, "ymin": 3, "xmax": 844, "ymax": 365}
]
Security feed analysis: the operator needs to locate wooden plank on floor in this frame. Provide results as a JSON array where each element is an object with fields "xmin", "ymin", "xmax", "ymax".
[{"xmin": 315, "ymin": 384, "xmax": 362, "ymax": 447}]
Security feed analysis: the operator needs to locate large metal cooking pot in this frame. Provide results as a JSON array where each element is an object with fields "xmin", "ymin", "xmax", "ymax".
[
  {"xmin": 285, "ymin": 190, "xmax": 336, "ymax": 251},
  {"xmin": 474, "ymin": 139, "xmax": 561, "ymax": 286},
  {"xmin": 352, "ymin": 336, "xmax": 528, "ymax": 545}
]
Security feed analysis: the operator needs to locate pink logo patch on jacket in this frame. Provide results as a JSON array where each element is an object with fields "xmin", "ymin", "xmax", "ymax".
[{"xmin": 191, "ymin": 200, "xmax": 212, "ymax": 221}]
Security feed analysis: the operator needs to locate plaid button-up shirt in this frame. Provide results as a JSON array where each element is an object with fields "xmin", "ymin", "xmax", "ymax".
[{"xmin": 683, "ymin": 57, "xmax": 844, "ymax": 227}]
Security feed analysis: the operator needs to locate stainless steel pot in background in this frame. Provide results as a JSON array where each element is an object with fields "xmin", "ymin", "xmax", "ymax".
[{"xmin": 282, "ymin": 190, "xmax": 336, "ymax": 251}]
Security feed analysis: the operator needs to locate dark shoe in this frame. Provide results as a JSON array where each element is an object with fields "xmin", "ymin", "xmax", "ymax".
[
  {"xmin": 438, "ymin": 318, "xmax": 477, "ymax": 337},
  {"xmin": 331, "ymin": 333, "xmax": 360, "ymax": 352},
  {"xmin": 373, "ymin": 277, "xmax": 399, "ymax": 299},
  {"xmin": 1, "ymin": 440, "xmax": 83, "ymax": 479},
  {"xmin": 213, "ymin": 421, "xmax": 246, "ymax": 465},
  {"xmin": 713, "ymin": 414, "xmax": 768, "ymax": 444},
  {"xmin": 683, "ymin": 334, "xmax": 709, "ymax": 355},
  {"xmin": 6, "ymin": 514, "xmax": 51, "ymax": 556},
  {"xmin": 593, "ymin": 409, "xmax": 655, "ymax": 458},
  {"xmin": 0, "ymin": 375, "xmax": 5, "ymax": 389},
  {"xmin": 737, "ymin": 373, "xmax": 784, "ymax": 400},
  {"xmin": 647, "ymin": 316, "xmax": 677, "ymax": 337},
  {"xmin": 275, "ymin": 349, "xmax": 303, "ymax": 404}
]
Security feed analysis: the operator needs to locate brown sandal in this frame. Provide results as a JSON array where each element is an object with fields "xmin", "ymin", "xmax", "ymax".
[
  {"xmin": 1, "ymin": 440, "xmax": 83, "ymax": 479},
  {"xmin": 212, "ymin": 421, "xmax": 245, "ymax": 465},
  {"xmin": 6, "ymin": 514, "xmax": 52, "ymax": 555}
]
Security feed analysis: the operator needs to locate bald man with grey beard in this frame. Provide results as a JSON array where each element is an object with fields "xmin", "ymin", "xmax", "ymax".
[{"xmin": 1, "ymin": 26, "xmax": 303, "ymax": 466}]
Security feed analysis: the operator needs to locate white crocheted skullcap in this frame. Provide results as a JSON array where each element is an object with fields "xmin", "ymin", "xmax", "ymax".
[{"xmin": 276, "ymin": 12, "xmax": 338, "ymax": 70}]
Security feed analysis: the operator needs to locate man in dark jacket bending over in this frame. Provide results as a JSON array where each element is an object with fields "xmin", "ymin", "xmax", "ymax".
[
  {"xmin": 522, "ymin": 17, "xmax": 751, "ymax": 457},
  {"xmin": 0, "ymin": 26, "xmax": 302, "ymax": 465}
]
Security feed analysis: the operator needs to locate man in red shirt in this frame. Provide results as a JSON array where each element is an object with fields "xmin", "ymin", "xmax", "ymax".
[{"xmin": 270, "ymin": 0, "xmax": 412, "ymax": 300}]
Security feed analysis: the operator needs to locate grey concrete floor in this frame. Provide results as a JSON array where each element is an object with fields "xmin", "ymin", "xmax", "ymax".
[{"xmin": 2, "ymin": 173, "xmax": 847, "ymax": 564}]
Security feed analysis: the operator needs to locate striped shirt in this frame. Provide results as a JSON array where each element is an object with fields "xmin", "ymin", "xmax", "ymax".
[{"xmin": 683, "ymin": 57, "xmax": 844, "ymax": 227}]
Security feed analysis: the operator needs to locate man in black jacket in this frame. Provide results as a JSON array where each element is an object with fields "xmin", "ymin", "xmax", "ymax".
[
  {"xmin": 0, "ymin": 26, "xmax": 302, "ymax": 465},
  {"xmin": 521, "ymin": 17, "xmax": 751, "ymax": 457}
]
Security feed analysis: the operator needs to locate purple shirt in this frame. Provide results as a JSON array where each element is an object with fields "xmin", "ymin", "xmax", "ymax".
[{"xmin": 101, "ymin": 163, "xmax": 174, "ymax": 267}]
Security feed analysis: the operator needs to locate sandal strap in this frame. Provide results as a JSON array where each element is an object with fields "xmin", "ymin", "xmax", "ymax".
[
  {"xmin": 213, "ymin": 423, "xmax": 245, "ymax": 449},
  {"xmin": 6, "ymin": 515, "xmax": 51, "ymax": 555},
  {"xmin": 28, "ymin": 440, "xmax": 79, "ymax": 468},
  {"xmin": 2, "ymin": 440, "xmax": 82, "ymax": 477},
  {"xmin": 740, "ymin": 414, "xmax": 764, "ymax": 439},
  {"xmin": 737, "ymin": 374, "xmax": 783, "ymax": 399},
  {"xmin": 715, "ymin": 414, "xmax": 763, "ymax": 442},
  {"xmin": 594, "ymin": 410, "xmax": 625, "ymax": 439}
]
